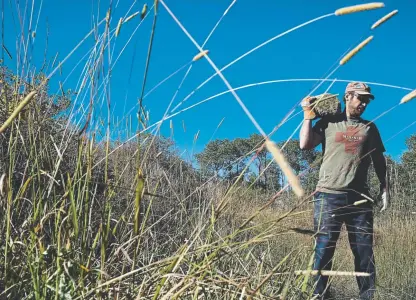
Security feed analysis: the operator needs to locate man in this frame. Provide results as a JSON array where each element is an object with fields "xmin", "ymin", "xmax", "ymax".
[{"xmin": 299, "ymin": 82, "xmax": 388, "ymax": 300}]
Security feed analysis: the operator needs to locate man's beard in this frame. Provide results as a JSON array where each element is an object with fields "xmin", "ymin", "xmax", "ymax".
[
  {"xmin": 348, "ymin": 104, "xmax": 364, "ymax": 117},
  {"xmin": 349, "ymin": 108, "xmax": 362, "ymax": 117}
]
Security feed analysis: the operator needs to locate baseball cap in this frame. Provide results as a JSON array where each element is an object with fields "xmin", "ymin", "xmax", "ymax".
[{"xmin": 345, "ymin": 82, "xmax": 375, "ymax": 100}]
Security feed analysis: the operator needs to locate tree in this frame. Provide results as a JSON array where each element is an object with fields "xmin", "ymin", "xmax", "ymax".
[
  {"xmin": 401, "ymin": 135, "xmax": 416, "ymax": 170},
  {"xmin": 242, "ymin": 134, "xmax": 280, "ymax": 191},
  {"xmin": 277, "ymin": 139, "xmax": 320, "ymax": 193},
  {"xmin": 396, "ymin": 134, "xmax": 416, "ymax": 209},
  {"xmin": 195, "ymin": 138, "xmax": 248, "ymax": 180}
]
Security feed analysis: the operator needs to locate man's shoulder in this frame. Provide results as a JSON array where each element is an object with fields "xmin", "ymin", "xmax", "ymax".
[
  {"xmin": 358, "ymin": 117, "xmax": 371, "ymax": 124},
  {"xmin": 358, "ymin": 118, "xmax": 380, "ymax": 131},
  {"xmin": 359, "ymin": 118, "xmax": 386, "ymax": 151},
  {"xmin": 317, "ymin": 113, "xmax": 344, "ymax": 125}
]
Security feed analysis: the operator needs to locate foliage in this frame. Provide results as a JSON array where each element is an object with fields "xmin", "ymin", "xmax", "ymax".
[
  {"xmin": 195, "ymin": 134, "xmax": 320, "ymax": 194},
  {"xmin": 1, "ymin": 62, "xmax": 416, "ymax": 299}
]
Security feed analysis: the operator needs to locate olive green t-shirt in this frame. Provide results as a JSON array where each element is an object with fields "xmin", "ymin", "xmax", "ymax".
[{"xmin": 312, "ymin": 112, "xmax": 385, "ymax": 194}]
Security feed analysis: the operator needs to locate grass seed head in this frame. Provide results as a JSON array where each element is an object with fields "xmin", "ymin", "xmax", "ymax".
[
  {"xmin": 265, "ymin": 140, "xmax": 304, "ymax": 198},
  {"xmin": 193, "ymin": 50, "xmax": 209, "ymax": 62},
  {"xmin": 340, "ymin": 36, "xmax": 373, "ymax": 65},
  {"xmin": 354, "ymin": 199, "xmax": 368, "ymax": 206},
  {"xmin": 400, "ymin": 90, "xmax": 416, "ymax": 104},
  {"xmin": 0, "ymin": 91, "xmax": 37, "ymax": 134},
  {"xmin": 0, "ymin": 173, "xmax": 7, "ymax": 197},
  {"xmin": 115, "ymin": 18, "xmax": 123, "ymax": 37},
  {"xmin": 124, "ymin": 12, "xmax": 139, "ymax": 23},
  {"xmin": 141, "ymin": 4, "xmax": 148, "ymax": 19},
  {"xmin": 371, "ymin": 9, "xmax": 399, "ymax": 30},
  {"xmin": 335, "ymin": 2, "xmax": 385, "ymax": 16},
  {"xmin": 312, "ymin": 93, "xmax": 341, "ymax": 118}
]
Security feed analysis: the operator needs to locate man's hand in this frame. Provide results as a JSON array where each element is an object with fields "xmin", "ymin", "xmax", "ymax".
[
  {"xmin": 379, "ymin": 186, "xmax": 388, "ymax": 212},
  {"xmin": 301, "ymin": 96, "xmax": 317, "ymax": 120}
]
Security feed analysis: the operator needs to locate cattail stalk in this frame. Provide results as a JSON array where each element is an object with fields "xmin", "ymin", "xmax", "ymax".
[
  {"xmin": 217, "ymin": 117, "xmax": 225, "ymax": 129},
  {"xmin": 193, "ymin": 50, "xmax": 209, "ymax": 62},
  {"xmin": 265, "ymin": 140, "xmax": 304, "ymax": 197},
  {"xmin": 0, "ymin": 173, "xmax": 6, "ymax": 197},
  {"xmin": 400, "ymin": 90, "xmax": 416, "ymax": 104},
  {"xmin": 335, "ymin": 3, "xmax": 385, "ymax": 16},
  {"xmin": 194, "ymin": 130, "xmax": 200, "ymax": 143},
  {"xmin": 360, "ymin": 193, "xmax": 375, "ymax": 203},
  {"xmin": 115, "ymin": 18, "xmax": 123, "ymax": 37},
  {"xmin": 141, "ymin": 3, "xmax": 148, "ymax": 19},
  {"xmin": 124, "ymin": 12, "xmax": 139, "ymax": 23},
  {"xmin": 371, "ymin": 10, "xmax": 399, "ymax": 30},
  {"xmin": 340, "ymin": 36, "xmax": 373, "ymax": 65},
  {"xmin": 354, "ymin": 200, "xmax": 368, "ymax": 206},
  {"xmin": 0, "ymin": 91, "xmax": 37, "ymax": 133},
  {"xmin": 295, "ymin": 270, "xmax": 370, "ymax": 276}
]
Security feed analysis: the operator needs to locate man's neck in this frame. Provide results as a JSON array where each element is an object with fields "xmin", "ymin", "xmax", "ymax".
[
  {"xmin": 346, "ymin": 106, "xmax": 351, "ymax": 118},
  {"xmin": 343, "ymin": 108, "xmax": 360, "ymax": 120}
]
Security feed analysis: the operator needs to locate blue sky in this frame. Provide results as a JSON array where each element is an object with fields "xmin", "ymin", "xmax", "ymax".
[{"xmin": 2, "ymin": 0, "xmax": 416, "ymax": 162}]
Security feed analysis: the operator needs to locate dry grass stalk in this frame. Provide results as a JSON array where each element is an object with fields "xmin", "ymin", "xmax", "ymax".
[
  {"xmin": 115, "ymin": 18, "xmax": 123, "ymax": 37},
  {"xmin": 335, "ymin": 2, "xmax": 385, "ymax": 16},
  {"xmin": 360, "ymin": 193, "xmax": 375, "ymax": 203},
  {"xmin": 400, "ymin": 90, "xmax": 416, "ymax": 104},
  {"xmin": 265, "ymin": 140, "xmax": 304, "ymax": 197},
  {"xmin": 51, "ymin": 52, "xmax": 59, "ymax": 68},
  {"xmin": 339, "ymin": 36, "xmax": 373, "ymax": 65},
  {"xmin": 105, "ymin": 8, "xmax": 111, "ymax": 23},
  {"xmin": 371, "ymin": 9, "xmax": 399, "ymax": 29},
  {"xmin": 124, "ymin": 12, "xmax": 139, "ymax": 23},
  {"xmin": 182, "ymin": 120, "xmax": 186, "ymax": 132},
  {"xmin": 295, "ymin": 270, "xmax": 370, "ymax": 277},
  {"xmin": 217, "ymin": 117, "xmax": 225, "ymax": 129},
  {"xmin": 141, "ymin": 4, "xmax": 148, "ymax": 19},
  {"xmin": 2, "ymin": 44, "xmax": 12, "ymax": 59},
  {"xmin": 0, "ymin": 91, "xmax": 37, "ymax": 134},
  {"xmin": 194, "ymin": 130, "xmax": 200, "ymax": 143},
  {"xmin": 59, "ymin": 82, "xmax": 65, "ymax": 96},
  {"xmin": 192, "ymin": 50, "xmax": 209, "ymax": 62}
]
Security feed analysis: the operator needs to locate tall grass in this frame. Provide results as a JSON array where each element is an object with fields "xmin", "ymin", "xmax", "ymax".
[
  {"xmin": 1, "ymin": 119, "xmax": 415, "ymax": 299},
  {"xmin": 0, "ymin": 1, "xmax": 415, "ymax": 299}
]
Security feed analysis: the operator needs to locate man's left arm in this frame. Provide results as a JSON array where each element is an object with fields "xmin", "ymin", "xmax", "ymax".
[
  {"xmin": 369, "ymin": 124, "xmax": 388, "ymax": 211},
  {"xmin": 371, "ymin": 150, "xmax": 387, "ymax": 191}
]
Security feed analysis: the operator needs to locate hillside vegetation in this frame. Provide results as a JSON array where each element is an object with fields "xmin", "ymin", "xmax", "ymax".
[{"xmin": 0, "ymin": 65, "xmax": 415, "ymax": 299}]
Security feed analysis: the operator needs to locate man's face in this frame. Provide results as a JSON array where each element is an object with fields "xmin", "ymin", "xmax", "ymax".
[{"xmin": 347, "ymin": 93, "xmax": 371, "ymax": 117}]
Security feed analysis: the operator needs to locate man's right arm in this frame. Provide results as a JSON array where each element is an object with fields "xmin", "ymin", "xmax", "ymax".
[
  {"xmin": 299, "ymin": 96, "xmax": 323, "ymax": 150},
  {"xmin": 299, "ymin": 119, "xmax": 322, "ymax": 150}
]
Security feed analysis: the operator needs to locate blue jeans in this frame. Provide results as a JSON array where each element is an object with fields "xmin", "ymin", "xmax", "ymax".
[{"xmin": 312, "ymin": 191, "xmax": 376, "ymax": 299}]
